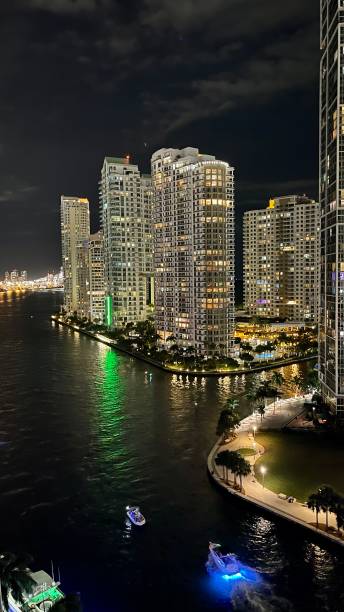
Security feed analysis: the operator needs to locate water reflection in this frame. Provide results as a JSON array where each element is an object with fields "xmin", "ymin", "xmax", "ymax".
[{"xmin": 0, "ymin": 293, "xmax": 340, "ymax": 612}]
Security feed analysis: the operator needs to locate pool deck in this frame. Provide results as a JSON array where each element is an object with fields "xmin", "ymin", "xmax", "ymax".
[{"xmin": 208, "ymin": 396, "xmax": 344, "ymax": 547}]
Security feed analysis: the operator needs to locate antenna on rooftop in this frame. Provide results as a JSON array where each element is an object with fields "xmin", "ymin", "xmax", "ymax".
[{"xmin": 51, "ymin": 560, "xmax": 55, "ymax": 583}]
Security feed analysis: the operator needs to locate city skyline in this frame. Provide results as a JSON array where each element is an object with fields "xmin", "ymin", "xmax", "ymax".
[
  {"xmin": 1, "ymin": 3, "xmax": 344, "ymax": 612},
  {"xmin": 0, "ymin": 0, "xmax": 319, "ymax": 277}
]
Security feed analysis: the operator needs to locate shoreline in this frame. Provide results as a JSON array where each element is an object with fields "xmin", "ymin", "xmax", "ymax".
[
  {"xmin": 51, "ymin": 316, "xmax": 316, "ymax": 378},
  {"xmin": 207, "ymin": 401, "xmax": 344, "ymax": 548}
]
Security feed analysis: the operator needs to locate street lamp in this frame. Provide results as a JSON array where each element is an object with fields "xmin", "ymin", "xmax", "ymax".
[
  {"xmin": 260, "ymin": 465, "xmax": 267, "ymax": 488},
  {"xmin": 253, "ymin": 425, "xmax": 257, "ymax": 440}
]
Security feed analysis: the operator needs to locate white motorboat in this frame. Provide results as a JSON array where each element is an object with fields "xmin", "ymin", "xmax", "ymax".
[
  {"xmin": 207, "ymin": 542, "xmax": 240, "ymax": 576},
  {"xmin": 126, "ymin": 506, "xmax": 146, "ymax": 526},
  {"xmin": 206, "ymin": 542, "xmax": 261, "ymax": 583}
]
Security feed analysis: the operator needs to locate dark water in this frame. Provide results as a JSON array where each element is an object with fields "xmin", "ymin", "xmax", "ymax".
[{"xmin": 0, "ymin": 292, "xmax": 343, "ymax": 612}]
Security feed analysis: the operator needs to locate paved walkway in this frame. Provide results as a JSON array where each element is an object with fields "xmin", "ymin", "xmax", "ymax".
[
  {"xmin": 208, "ymin": 396, "xmax": 344, "ymax": 547},
  {"xmin": 239, "ymin": 395, "xmax": 310, "ymax": 432}
]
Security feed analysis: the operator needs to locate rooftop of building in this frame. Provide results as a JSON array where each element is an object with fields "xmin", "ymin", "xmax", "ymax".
[
  {"xmin": 60, "ymin": 196, "xmax": 89, "ymax": 204},
  {"xmin": 105, "ymin": 155, "xmax": 129, "ymax": 162},
  {"xmin": 244, "ymin": 194, "xmax": 318, "ymax": 215},
  {"xmin": 151, "ymin": 146, "xmax": 215, "ymax": 163}
]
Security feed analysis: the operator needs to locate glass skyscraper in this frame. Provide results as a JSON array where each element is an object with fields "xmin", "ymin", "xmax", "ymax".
[{"xmin": 319, "ymin": 0, "xmax": 344, "ymax": 418}]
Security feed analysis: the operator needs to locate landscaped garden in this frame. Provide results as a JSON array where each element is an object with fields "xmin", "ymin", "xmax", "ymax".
[
  {"xmin": 255, "ymin": 431, "xmax": 344, "ymax": 501},
  {"xmin": 55, "ymin": 312, "xmax": 318, "ymax": 374}
]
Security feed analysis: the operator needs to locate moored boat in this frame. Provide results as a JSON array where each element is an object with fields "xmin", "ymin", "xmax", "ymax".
[{"xmin": 9, "ymin": 568, "xmax": 64, "ymax": 611}]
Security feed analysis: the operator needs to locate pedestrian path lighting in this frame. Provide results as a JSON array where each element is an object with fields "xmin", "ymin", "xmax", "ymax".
[
  {"xmin": 253, "ymin": 425, "xmax": 257, "ymax": 440},
  {"xmin": 260, "ymin": 465, "xmax": 267, "ymax": 488}
]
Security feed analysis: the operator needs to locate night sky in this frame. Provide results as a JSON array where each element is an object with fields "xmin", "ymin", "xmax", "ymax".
[{"xmin": 0, "ymin": 0, "xmax": 319, "ymax": 278}]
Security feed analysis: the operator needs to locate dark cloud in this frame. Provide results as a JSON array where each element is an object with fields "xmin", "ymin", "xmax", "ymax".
[{"xmin": 0, "ymin": 0, "xmax": 319, "ymax": 277}]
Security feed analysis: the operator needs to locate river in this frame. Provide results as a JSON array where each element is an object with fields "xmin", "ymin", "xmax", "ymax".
[{"xmin": 0, "ymin": 291, "xmax": 343, "ymax": 612}]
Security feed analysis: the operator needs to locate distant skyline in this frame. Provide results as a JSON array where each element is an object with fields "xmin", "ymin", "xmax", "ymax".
[{"xmin": 0, "ymin": 0, "xmax": 319, "ymax": 277}]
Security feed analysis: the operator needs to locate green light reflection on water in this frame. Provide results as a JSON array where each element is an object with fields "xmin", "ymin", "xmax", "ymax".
[{"xmin": 97, "ymin": 347, "xmax": 127, "ymax": 467}]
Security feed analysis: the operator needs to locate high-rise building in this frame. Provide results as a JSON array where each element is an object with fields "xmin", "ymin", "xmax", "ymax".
[
  {"xmin": 20, "ymin": 271, "xmax": 27, "ymax": 283},
  {"xmin": 100, "ymin": 157, "xmax": 153, "ymax": 327},
  {"xmin": 151, "ymin": 147, "xmax": 235, "ymax": 355},
  {"xmin": 319, "ymin": 1, "xmax": 344, "ymax": 418},
  {"xmin": 243, "ymin": 195, "xmax": 320, "ymax": 321},
  {"xmin": 60, "ymin": 196, "xmax": 90, "ymax": 316},
  {"xmin": 88, "ymin": 231, "xmax": 105, "ymax": 322},
  {"xmin": 10, "ymin": 270, "xmax": 18, "ymax": 283}
]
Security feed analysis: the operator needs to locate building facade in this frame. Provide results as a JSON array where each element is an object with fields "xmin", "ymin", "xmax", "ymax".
[
  {"xmin": 151, "ymin": 147, "xmax": 235, "ymax": 355},
  {"xmin": 244, "ymin": 195, "xmax": 320, "ymax": 321},
  {"xmin": 60, "ymin": 196, "xmax": 90, "ymax": 316},
  {"xmin": 88, "ymin": 231, "xmax": 105, "ymax": 323},
  {"xmin": 319, "ymin": 1, "xmax": 344, "ymax": 418},
  {"xmin": 100, "ymin": 157, "xmax": 153, "ymax": 327}
]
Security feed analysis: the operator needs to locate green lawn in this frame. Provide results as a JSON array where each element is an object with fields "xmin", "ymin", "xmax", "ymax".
[{"xmin": 255, "ymin": 431, "xmax": 344, "ymax": 502}]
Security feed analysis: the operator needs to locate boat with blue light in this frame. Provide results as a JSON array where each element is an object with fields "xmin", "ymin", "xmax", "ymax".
[
  {"xmin": 206, "ymin": 542, "xmax": 260, "ymax": 583},
  {"xmin": 126, "ymin": 506, "xmax": 146, "ymax": 526}
]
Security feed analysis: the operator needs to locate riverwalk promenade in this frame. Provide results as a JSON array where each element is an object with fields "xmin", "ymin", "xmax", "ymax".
[
  {"xmin": 51, "ymin": 316, "xmax": 316, "ymax": 378},
  {"xmin": 208, "ymin": 396, "xmax": 344, "ymax": 547}
]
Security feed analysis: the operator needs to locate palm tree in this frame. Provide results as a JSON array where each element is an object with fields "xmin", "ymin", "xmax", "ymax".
[
  {"xmin": 215, "ymin": 450, "xmax": 230, "ymax": 481},
  {"xmin": 257, "ymin": 404, "xmax": 265, "ymax": 422},
  {"xmin": 253, "ymin": 380, "xmax": 274, "ymax": 408},
  {"xmin": 185, "ymin": 346, "xmax": 196, "ymax": 355},
  {"xmin": 240, "ymin": 352, "xmax": 254, "ymax": 366},
  {"xmin": 0, "ymin": 552, "xmax": 35, "ymax": 612},
  {"xmin": 233, "ymin": 456, "xmax": 251, "ymax": 492},
  {"xmin": 224, "ymin": 451, "xmax": 240, "ymax": 487},
  {"xmin": 292, "ymin": 375, "xmax": 307, "ymax": 395},
  {"xmin": 335, "ymin": 503, "xmax": 344, "ymax": 535},
  {"xmin": 226, "ymin": 398, "xmax": 239, "ymax": 411},
  {"xmin": 266, "ymin": 386, "xmax": 280, "ymax": 414},
  {"xmin": 240, "ymin": 341, "xmax": 253, "ymax": 352},
  {"xmin": 270, "ymin": 372, "xmax": 285, "ymax": 388},
  {"xmin": 246, "ymin": 387, "xmax": 259, "ymax": 414},
  {"xmin": 307, "ymin": 492, "xmax": 321, "ymax": 527},
  {"xmin": 305, "ymin": 370, "xmax": 320, "ymax": 393},
  {"xmin": 330, "ymin": 493, "xmax": 344, "ymax": 534},
  {"xmin": 216, "ymin": 402, "xmax": 241, "ymax": 442},
  {"xmin": 318, "ymin": 485, "xmax": 336, "ymax": 530}
]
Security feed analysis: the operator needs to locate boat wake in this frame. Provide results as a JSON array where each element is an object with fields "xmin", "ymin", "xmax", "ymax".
[{"xmin": 231, "ymin": 582, "xmax": 293, "ymax": 611}]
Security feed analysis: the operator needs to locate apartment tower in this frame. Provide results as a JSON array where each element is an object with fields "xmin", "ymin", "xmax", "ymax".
[
  {"xmin": 319, "ymin": 1, "xmax": 344, "ymax": 418},
  {"xmin": 244, "ymin": 195, "xmax": 320, "ymax": 321},
  {"xmin": 88, "ymin": 231, "xmax": 105, "ymax": 323},
  {"xmin": 60, "ymin": 196, "xmax": 90, "ymax": 316},
  {"xmin": 100, "ymin": 157, "xmax": 153, "ymax": 327},
  {"xmin": 151, "ymin": 147, "xmax": 235, "ymax": 355}
]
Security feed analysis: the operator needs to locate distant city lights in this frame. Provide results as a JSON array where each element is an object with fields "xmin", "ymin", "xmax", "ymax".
[{"xmin": 0, "ymin": 268, "xmax": 63, "ymax": 292}]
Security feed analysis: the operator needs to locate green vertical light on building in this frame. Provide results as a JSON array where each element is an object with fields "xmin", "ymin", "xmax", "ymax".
[{"xmin": 105, "ymin": 295, "xmax": 113, "ymax": 327}]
